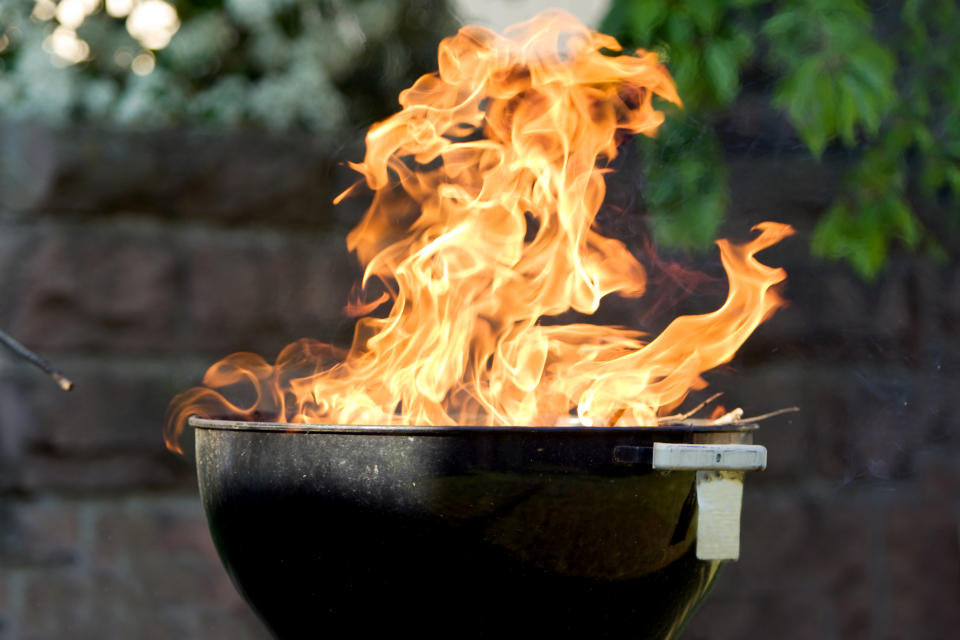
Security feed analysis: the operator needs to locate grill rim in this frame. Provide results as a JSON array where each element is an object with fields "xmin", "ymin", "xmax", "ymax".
[{"xmin": 188, "ymin": 415, "xmax": 759, "ymax": 436}]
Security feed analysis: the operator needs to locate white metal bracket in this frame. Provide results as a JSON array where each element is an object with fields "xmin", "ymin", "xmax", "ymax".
[
  {"xmin": 651, "ymin": 443, "xmax": 767, "ymax": 471},
  {"xmin": 651, "ymin": 443, "xmax": 767, "ymax": 561}
]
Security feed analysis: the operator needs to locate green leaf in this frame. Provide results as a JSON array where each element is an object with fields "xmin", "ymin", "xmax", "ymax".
[
  {"xmin": 600, "ymin": 0, "xmax": 958, "ymax": 280},
  {"xmin": 837, "ymin": 85, "xmax": 857, "ymax": 146},
  {"xmin": 846, "ymin": 46, "xmax": 895, "ymax": 100},
  {"xmin": 728, "ymin": 29, "xmax": 754, "ymax": 61},
  {"xmin": 664, "ymin": 12, "xmax": 695, "ymax": 46},
  {"xmin": 761, "ymin": 9, "xmax": 803, "ymax": 44},
  {"xmin": 912, "ymin": 122, "xmax": 934, "ymax": 154},
  {"xmin": 811, "ymin": 202, "xmax": 886, "ymax": 280},
  {"xmin": 842, "ymin": 73, "xmax": 882, "ymax": 134},
  {"xmin": 902, "ymin": 0, "xmax": 923, "ymax": 28},
  {"xmin": 669, "ymin": 46, "xmax": 703, "ymax": 108},
  {"xmin": 809, "ymin": 72, "xmax": 837, "ymax": 154},
  {"xmin": 764, "ymin": 1, "xmax": 897, "ymax": 156},
  {"xmin": 851, "ymin": 227, "xmax": 887, "ymax": 280},
  {"xmin": 628, "ymin": 0, "xmax": 668, "ymax": 42},
  {"xmin": 811, "ymin": 202, "xmax": 854, "ymax": 257},
  {"xmin": 774, "ymin": 56, "xmax": 832, "ymax": 156},
  {"xmin": 882, "ymin": 195, "xmax": 921, "ymax": 249},
  {"xmin": 945, "ymin": 164, "xmax": 960, "ymax": 195},
  {"xmin": 686, "ymin": 0, "xmax": 722, "ymax": 33},
  {"xmin": 639, "ymin": 117, "xmax": 729, "ymax": 251},
  {"xmin": 923, "ymin": 237, "xmax": 949, "ymax": 265},
  {"xmin": 811, "ymin": 185, "xmax": 924, "ymax": 279},
  {"xmin": 704, "ymin": 40, "xmax": 740, "ymax": 106},
  {"xmin": 919, "ymin": 158, "xmax": 945, "ymax": 194},
  {"xmin": 773, "ymin": 55, "xmax": 820, "ymax": 112}
]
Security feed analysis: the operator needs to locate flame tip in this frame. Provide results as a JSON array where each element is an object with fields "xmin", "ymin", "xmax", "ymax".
[{"xmin": 167, "ymin": 11, "xmax": 792, "ymax": 432}]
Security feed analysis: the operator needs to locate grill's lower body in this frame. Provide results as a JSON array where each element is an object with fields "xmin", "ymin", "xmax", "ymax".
[{"xmin": 192, "ymin": 419, "xmax": 758, "ymax": 639}]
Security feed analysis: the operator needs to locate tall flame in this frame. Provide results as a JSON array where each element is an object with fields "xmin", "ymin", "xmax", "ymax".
[{"xmin": 165, "ymin": 11, "xmax": 793, "ymax": 452}]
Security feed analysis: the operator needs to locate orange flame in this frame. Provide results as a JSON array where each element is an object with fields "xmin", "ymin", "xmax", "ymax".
[{"xmin": 165, "ymin": 11, "xmax": 793, "ymax": 453}]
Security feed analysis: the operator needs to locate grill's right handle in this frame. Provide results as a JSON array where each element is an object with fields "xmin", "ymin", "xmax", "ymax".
[{"xmin": 652, "ymin": 442, "xmax": 768, "ymax": 561}]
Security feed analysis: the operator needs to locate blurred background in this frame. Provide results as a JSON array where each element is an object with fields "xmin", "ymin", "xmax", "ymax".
[{"xmin": 0, "ymin": 0, "xmax": 957, "ymax": 638}]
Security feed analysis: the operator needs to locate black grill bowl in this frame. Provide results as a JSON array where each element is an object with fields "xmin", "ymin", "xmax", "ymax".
[{"xmin": 191, "ymin": 418, "xmax": 758, "ymax": 639}]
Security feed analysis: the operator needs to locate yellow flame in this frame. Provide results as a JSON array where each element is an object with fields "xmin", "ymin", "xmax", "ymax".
[{"xmin": 165, "ymin": 10, "xmax": 792, "ymax": 452}]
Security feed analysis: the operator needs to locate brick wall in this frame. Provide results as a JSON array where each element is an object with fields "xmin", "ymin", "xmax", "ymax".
[
  {"xmin": 0, "ymin": 122, "xmax": 370, "ymax": 639},
  {"xmin": 0, "ymin": 119, "xmax": 958, "ymax": 639}
]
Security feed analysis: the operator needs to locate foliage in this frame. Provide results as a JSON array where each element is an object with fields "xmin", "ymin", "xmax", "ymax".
[
  {"xmin": 603, "ymin": 0, "xmax": 960, "ymax": 279},
  {"xmin": 638, "ymin": 114, "xmax": 729, "ymax": 250},
  {"xmin": 0, "ymin": 0, "xmax": 457, "ymax": 133}
]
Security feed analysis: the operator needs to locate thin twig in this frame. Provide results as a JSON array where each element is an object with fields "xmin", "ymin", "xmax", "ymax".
[
  {"xmin": 610, "ymin": 392, "xmax": 729, "ymax": 426},
  {"xmin": 656, "ymin": 391, "xmax": 725, "ymax": 424},
  {"xmin": 0, "ymin": 329, "xmax": 73, "ymax": 391},
  {"xmin": 609, "ymin": 393, "xmax": 798, "ymax": 428},
  {"xmin": 739, "ymin": 406, "xmax": 800, "ymax": 422},
  {"xmin": 679, "ymin": 391, "xmax": 725, "ymax": 419},
  {"xmin": 667, "ymin": 406, "xmax": 798, "ymax": 427}
]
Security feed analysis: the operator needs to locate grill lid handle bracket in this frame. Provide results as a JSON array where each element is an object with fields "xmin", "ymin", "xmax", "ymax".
[
  {"xmin": 651, "ymin": 442, "xmax": 767, "ymax": 471},
  {"xmin": 651, "ymin": 443, "xmax": 768, "ymax": 562}
]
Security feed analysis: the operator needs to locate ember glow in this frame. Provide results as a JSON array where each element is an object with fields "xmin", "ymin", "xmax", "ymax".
[{"xmin": 165, "ymin": 10, "xmax": 794, "ymax": 452}]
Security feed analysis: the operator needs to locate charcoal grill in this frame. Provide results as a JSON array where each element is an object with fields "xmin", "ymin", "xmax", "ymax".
[{"xmin": 190, "ymin": 417, "xmax": 766, "ymax": 639}]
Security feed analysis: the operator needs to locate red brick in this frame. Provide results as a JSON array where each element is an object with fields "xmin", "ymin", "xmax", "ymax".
[
  {"xmin": 724, "ymin": 361, "xmax": 956, "ymax": 484},
  {"xmin": 686, "ymin": 588, "xmax": 829, "ymax": 640},
  {"xmin": 19, "ymin": 453, "xmax": 190, "ymax": 492},
  {"xmin": 882, "ymin": 453, "xmax": 960, "ymax": 639},
  {"xmin": 0, "ymin": 497, "xmax": 268, "ymax": 639},
  {"xmin": 187, "ymin": 244, "xmax": 271, "ymax": 352},
  {"xmin": 81, "ymin": 566, "xmax": 149, "ymax": 639},
  {"xmin": 1, "ymin": 360, "xmax": 202, "ymax": 491},
  {"xmin": 739, "ymin": 491, "xmax": 874, "ymax": 591},
  {"xmin": 727, "ymin": 156, "xmax": 845, "ymax": 221},
  {"xmin": 94, "ymin": 500, "xmax": 242, "ymax": 607},
  {"xmin": 194, "ymin": 606, "xmax": 271, "ymax": 639},
  {"xmin": 0, "ymin": 574, "xmax": 8, "ymax": 625},
  {"xmin": 68, "ymin": 566, "xmax": 200, "ymax": 640},
  {"xmin": 1, "ymin": 552, "xmax": 267, "ymax": 640},
  {"xmin": 872, "ymin": 266, "xmax": 913, "ymax": 339},
  {"xmin": 10, "ymin": 231, "xmax": 177, "ymax": 352},
  {"xmin": 0, "ymin": 377, "xmax": 33, "ymax": 485},
  {"xmin": 88, "ymin": 498, "xmax": 267, "ymax": 637},
  {"xmin": 0, "ymin": 123, "xmax": 62, "ymax": 212},
  {"xmin": 94, "ymin": 501, "xmax": 209, "ymax": 561},
  {"xmin": 185, "ymin": 234, "xmax": 354, "ymax": 355},
  {"xmin": 742, "ymin": 266, "xmax": 871, "ymax": 351},
  {"xmin": 294, "ymin": 240, "xmax": 360, "ymax": 343},
  {"xmin": 0, "ymin": 227, "xmax": 33, "ymax": 322},
  {"xmin": 885, "ymin": 499, "xmax": 960, "ymax": 639},
  {"xmin": 0, "ymin": 122, "xmax": 345, "ymax": 227},
  {"xmin": 1, "ymin": 500, "xmax": 80, "ymax": 568},
  {"xmin": 21, "ymin": 361, "xmax": 186, "ymax": 453},
  {"xmin": 911, "ymin": 450, "xmax": 960, "ymax": 497},
  {"xmin": 20, "ymin": 569, "xmax": 92, "ymax": 637},
  {"xmin": 687, "ymin": 488, "xmax": 880, "ymax": 639},
  {"xmin": 696, "ymin": 472, "xmax": 960, "ymax": 640},
  {"xmin": 945, "ymin": 264, "xmax": 960, "ymax": 330}
]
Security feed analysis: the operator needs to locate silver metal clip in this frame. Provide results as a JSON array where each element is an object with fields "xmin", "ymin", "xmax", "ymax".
[
  {"xmin": 651, "ymin": 443, "xmax": 767, "ymax": 471},
  {"xmin": 651, "ymin": 443, "xmax": 768, "ymax": 561}
]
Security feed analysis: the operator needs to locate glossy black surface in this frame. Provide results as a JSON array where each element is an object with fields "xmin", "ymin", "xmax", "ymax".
[{"xmin": 194, "ymin": 421, "xmax": 754, "ymax": 639}]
